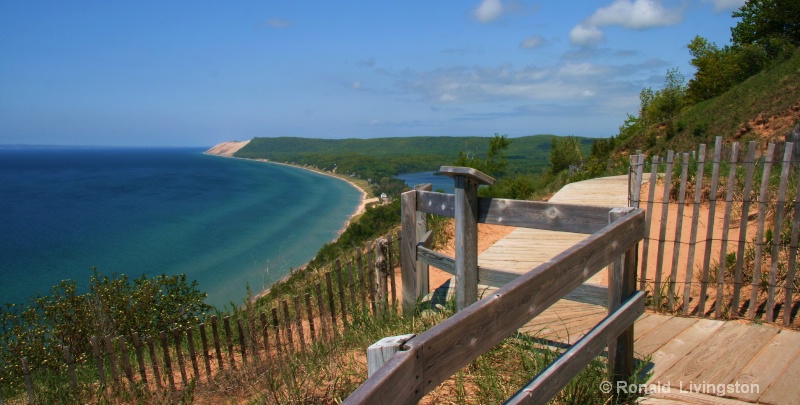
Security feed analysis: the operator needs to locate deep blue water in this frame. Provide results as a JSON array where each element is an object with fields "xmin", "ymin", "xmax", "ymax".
[
  {"xmin": 397, "ymin": 171, "xmax": 455, "ymax": 194},
  {"xmin": 0, "ymin": 148, "xmax": 361, "ymax": 308}
]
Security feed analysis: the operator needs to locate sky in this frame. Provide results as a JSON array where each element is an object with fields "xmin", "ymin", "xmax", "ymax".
[{"xmin": 0, "ymin": 0, "xmax": 746, "ymax": 147}]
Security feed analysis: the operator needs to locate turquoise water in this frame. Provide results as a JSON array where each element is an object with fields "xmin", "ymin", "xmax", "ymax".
[{"xmin": 0, "ymin": 148, "xmax": 361, "ymax": 308}]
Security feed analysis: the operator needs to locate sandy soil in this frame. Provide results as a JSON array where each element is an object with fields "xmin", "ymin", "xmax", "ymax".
[{"xmin": 204, "ymin": 140, "xmax": 250, "ymax": 157}]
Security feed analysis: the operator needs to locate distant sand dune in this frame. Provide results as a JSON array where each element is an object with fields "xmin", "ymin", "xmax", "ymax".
[{"xmin": 206, "ymin": 140, "xmax": 250, "ymax": 157}]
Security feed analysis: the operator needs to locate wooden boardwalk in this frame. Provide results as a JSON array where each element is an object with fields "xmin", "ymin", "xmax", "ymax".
[{"xmin": 473, "ymin": 175, "xmax": 800, "ymax": 405}]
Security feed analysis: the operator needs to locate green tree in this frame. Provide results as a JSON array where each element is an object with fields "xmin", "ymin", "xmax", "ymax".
[
  {"xmin": 550, "ymin": 136, "xmax": 584, "ymax": 173},
  {"xmin": 452, "ymin": 133, "xmax": 511, "ymax": 177},
  {"xmin": 731, "ymin": 0, "xmax": 800, "ymax": 58},
  {"xmin": 648, "ymin": 68, "xmax": 686, "ymax": 122}
]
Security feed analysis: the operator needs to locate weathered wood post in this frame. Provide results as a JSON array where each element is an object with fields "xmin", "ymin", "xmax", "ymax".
[
  {"xmin": 607, "ymin": 207, "xmax": 638, "ymax": 391},
  {"xmin": 373, "ymin": 237, "xmax": 389, "ymax": 313},
  {"xmin": 400, "ymin": 188, "xmax": 418, "ymax": 316},
  {"xmin": 20, "ymin": 357, "xmax": 34, "ymax": 405},
  {"xmin": 90, "ymin": 336, "xmax": 107, "ymax": 390},
  {"xmin": 62, "ymin": 345, "xmax": 78, "ymax": 391},
  {"xmin": 366, "ymin": 334, "xmax": 415, "ymax": 377},
  {"xmin": 415, "ymin": 184, "xmax": 432, "ymax": 297},
  {"xmin": 440, "ymin": 166, "xmax": 495, "ymax": 311}
]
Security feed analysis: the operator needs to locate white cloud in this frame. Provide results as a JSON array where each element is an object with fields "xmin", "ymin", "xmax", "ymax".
[
  {"xmin": 703, "ymin": 0, "xmax": 746, "ymax": 12},
  {"xmin": 439, "ymin": 94, "xmax": 458, "ymax": 103},
  {"xmin": 263, "ymin": 18, "xmax": 292, "ymax": 28},
  {"xmin": 520, "ymin": 36, "xmax": 547, "ymax": 49},
  {"xmin": 351, "ymin": 81, "xmax": 362, "ymax": 90},
  {"xmin": 586, "ymin": 0, "xmax": 683, "ymax": 29},
  {"xmin": 474, "ymin": 0, "xmax": 503, "ymax": 23},
  {"xmin": 395, "ymin": 62, "xmax": 645, "ymax": 104},
  {"xmin": 558, "ymin": 63, "xmax": 609, "ymax": 77},
  {"xmin": 569, "ymin": 24, "xmax": 605, "ymax": 48}
]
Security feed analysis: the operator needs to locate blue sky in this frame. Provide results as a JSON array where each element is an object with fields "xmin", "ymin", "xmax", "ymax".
[{"xmin": 1, "ymin": 0, "xmax": 745, "ymax": 147}]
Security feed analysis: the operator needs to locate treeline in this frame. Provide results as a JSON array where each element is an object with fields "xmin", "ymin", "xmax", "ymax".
[
  {"xmin": 234, "ymin": 135, "xmax": 594, "ymax": 194},
  {"xmin": 614, "ymin": 0, "xmax": 799, "ymax": 154}
]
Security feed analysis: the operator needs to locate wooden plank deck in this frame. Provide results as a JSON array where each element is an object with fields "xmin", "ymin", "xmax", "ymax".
[{"xmin": 468, "ymin": 174, "xmax": 800, "ymax": 404}]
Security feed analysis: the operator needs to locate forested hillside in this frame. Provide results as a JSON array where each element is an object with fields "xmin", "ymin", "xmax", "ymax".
[{"xmin": 235, "ymin": 134, "xmax": 593, "ymax": 178}]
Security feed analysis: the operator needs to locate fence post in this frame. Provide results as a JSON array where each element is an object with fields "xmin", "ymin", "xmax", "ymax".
[
  {"xmin": 90, "ymin": 336, "xmax": 107, "ymax": 390},
  {"xmin": 104, "ymin": 336, "xmax": 120, "ymax": 389},
  {"xmin": 366, "ymin": 334, "xmax": 416, "ymax": 377},
  {"xmin": 223, "ymin": 316, "xmax": 236, "ymax": 369},
  {"xmin": 199, "ymin": 323, "xmax": 213, "ymax": 380},
  {"xmin": 293, "ymin": 297, "xmax": 306, "ymax": 353},
  {"xmin": 388, "ymin": 232, "xmax": 398, "ymax": 308},
  {"xmin": 210, "ymin": 316, "xmax": 224, "ymax": 372},
  {"xmin": 415, "ymin": 184, "xmax": 432, "ymax": 297},
  {"xmin": 131, "ymin": 333, "xmax": 148, "ymax": 385},
  {"xmin": 400, "ymin": 188, "xmax": 419, "ymax": 316},
  {"xmin": 186, "ymin": 327, "xmax": 201, "ymax": 380},
  {"xmin": 159, "ymin": 331, "xmax": 176, "ymax": 390},
  {"xmin": 118, "ymin": 335, "xmax": 135, "ymax": 386},
  {"xmin": 62, "ymin": 345, "xmax": 78, "ymax": 391},
  {"xmin": 236, "ymin": 318, "xmax": 249, "ymax": 365},
  {"xmin": 305, "ymin": 292, "xmax": 317, "ymax": 343},
  {"xmin": 374, "ymin": 237, "xmax": 389, "ymax": 313},
  {"xmin": 146, "ymin": 336, "xmax": 162, "ymax": 389},
  {"xmin": 172, "ymin": 329, "xmax": 188, "ymax": 387},
  {"xmin": 608, "ymin": 207, "xmax": 637, "ymax": 389},
  {"xmin": 748, "ymin": 143, "xmax": 775, "ymax": 319},
  {"xmin": 440, "ymin": 166, "xmax": 495, "ymax": 311},
  {"xmin": 19, "ymin": 357, "xmax": 34, "ymax": 405}
]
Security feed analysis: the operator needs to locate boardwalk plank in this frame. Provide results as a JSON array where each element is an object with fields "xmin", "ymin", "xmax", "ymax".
[
  {"xmin": 643, "ymin": 389, "xmax": 758, "ymax": 404},
  {"xmin": 758, "ymin": 339, "xmax": 800, "ymax": 405},
  {"xmin": 699, "ymin": 324, "xmax": 778, "ymax": 388},
  {"xmin": 634, "ymin": 313, "xmax": 667, "ymax": 340},
  {"xmin": 635, "ymin": 316, "xmax": 697, "ymax": 357},
  {"xmin": 658, "ymin": 322, "xmax": 777, "ymax": 389},
  {"xmin": 647, "ymin": 319, "xmax": 725, "ymax": 383},
  {"xmin": 734, "ymin": 329, "xmax": 800, "ymax": 403}
]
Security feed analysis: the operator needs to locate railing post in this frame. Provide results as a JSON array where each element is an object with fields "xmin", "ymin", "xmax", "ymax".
[
  {"xmin": 607, "ymin": 207, "xmax": 638, "ymax": 390},
  {"xmin": 415, "ymin": 184, "xmax": 432, "ymax": 299},
  {"xmin": 366, "ymin": 334, "xmax": 415, "ymax": 377},
  {"xmin": 440, "ymin": 166, "xmax": 495, "ymax": 312},
  {"xmin": 401, "ymin": 189, "xmax": 418, "ymax": 316}
]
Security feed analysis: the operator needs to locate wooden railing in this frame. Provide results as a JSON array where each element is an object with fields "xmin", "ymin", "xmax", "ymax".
[
  {"xmin": 345, "ymin": 166, "xmax": 646, "ymax": 405},
  {"xmin": 630, "ymin": 135, "xmax": 800, "ymax": 326}
]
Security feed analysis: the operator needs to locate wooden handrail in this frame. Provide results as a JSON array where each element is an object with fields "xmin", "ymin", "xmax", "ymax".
[
  {"xmin": 416, "ymin": 245, "xmax": 610, "ymax": 307},
  {"xmin": 414, "ymin": 190, "xmax": 614, "ymax": 234},
  {"xmin": 345, "ymin": 207, "xmax": 645, "ymax": 404}
]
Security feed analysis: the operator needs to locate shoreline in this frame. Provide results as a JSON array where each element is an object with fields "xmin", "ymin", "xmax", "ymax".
[{"xmin": 204, "ymin": 141, "xmax": 370, "ymax": 301}]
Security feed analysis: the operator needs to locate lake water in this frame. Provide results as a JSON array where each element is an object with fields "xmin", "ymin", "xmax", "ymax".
[
  {"xmin": 397, "ymin": 171, "xmax": 455, "ymax": 194},
  {"xmin": 0, "ymin": 148, "xmax": 361, "ymax": 308}
]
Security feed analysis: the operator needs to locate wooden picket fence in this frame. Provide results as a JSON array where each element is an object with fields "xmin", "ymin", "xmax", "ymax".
[
  {"xmin": 632, "ymin": 135, "xmax": 800, "ymax": 326},
  {"xmin": 1, "ymin": 235, "xmax": 402, "ymax": 404}
]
